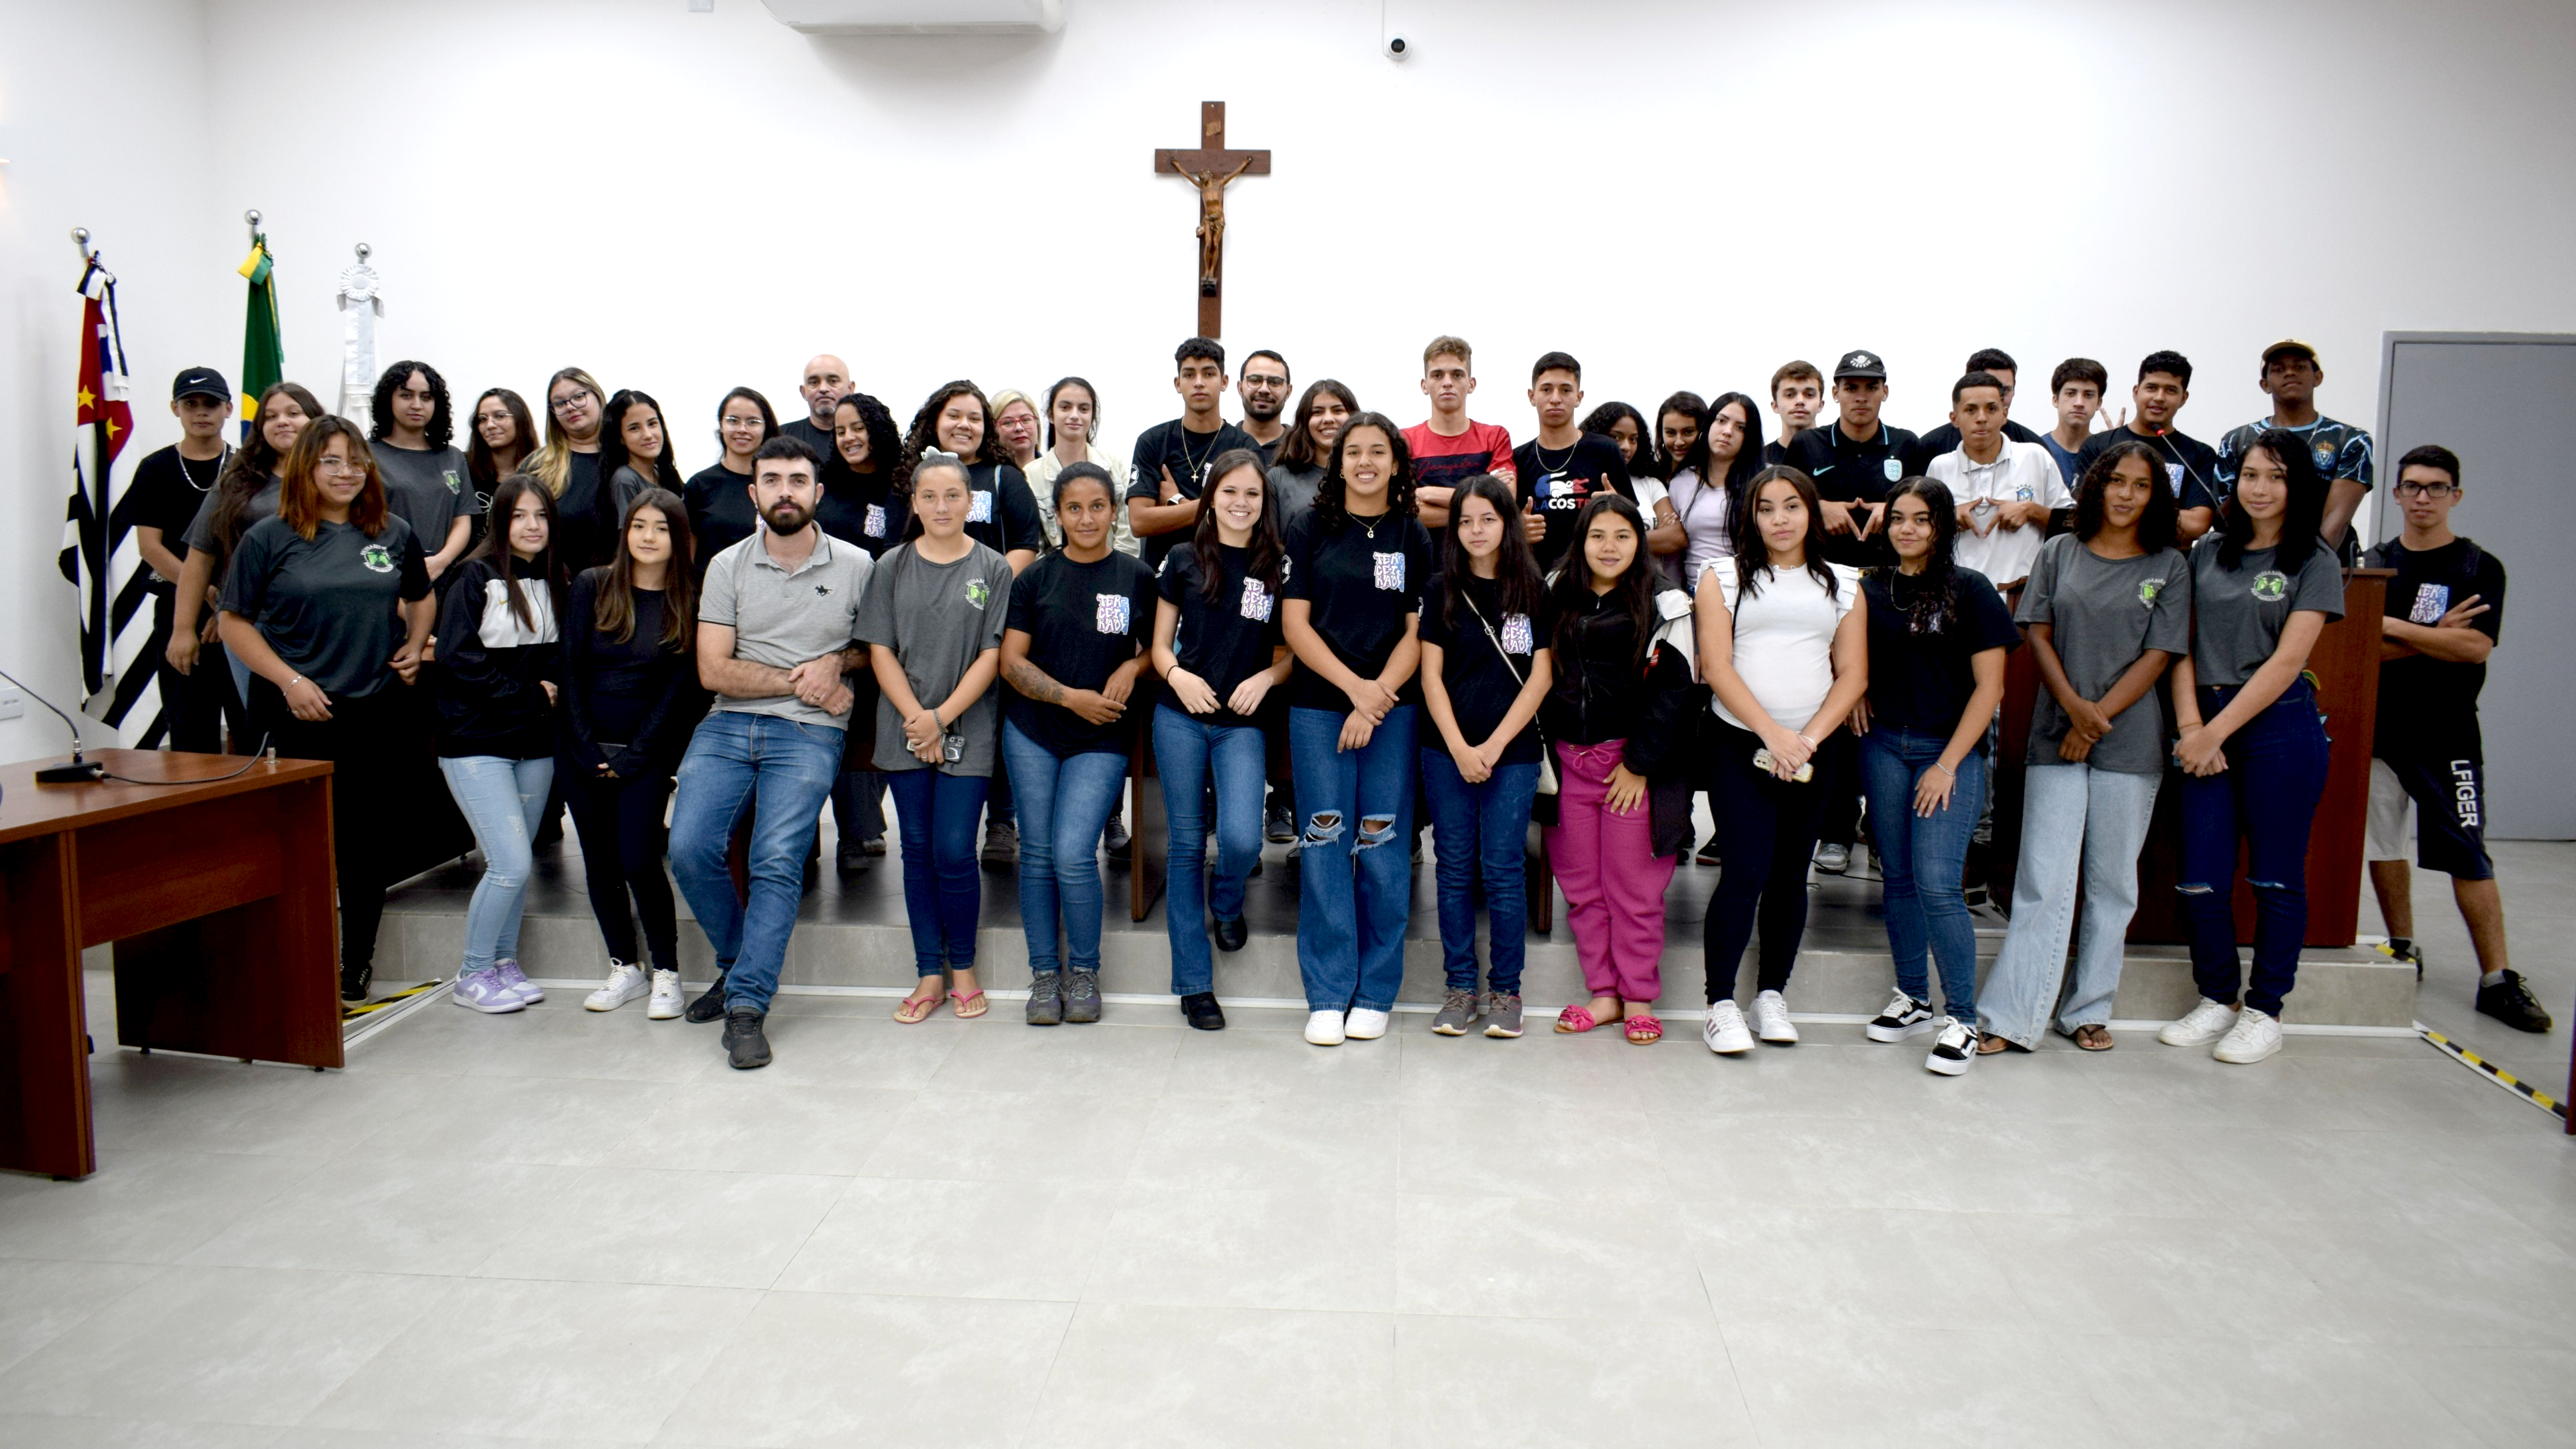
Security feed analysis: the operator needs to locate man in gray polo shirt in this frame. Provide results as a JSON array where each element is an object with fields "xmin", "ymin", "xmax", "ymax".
[{"xmin": 669, "ymin": 437, "xmax": 875, "ymax": 1068}]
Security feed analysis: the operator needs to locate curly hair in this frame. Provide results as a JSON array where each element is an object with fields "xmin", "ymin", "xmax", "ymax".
[
  {"xmin": 2073, "ymin": 440, "xmax": 2182, "ymax": 553},
  {"xmin": 368, "ymin": 360, "xmax": 452, "ymax": 449},
  {"xmin": 1579, "ymin": 401, "xmax": 1657, "ymax": 481},
  {"xmin": 1315, "ymin": 411, "xmax": 1415, "ymax": 533},
  {"xmin": 904, "ymin": 380, "xmax": 999, "ymax": 466},
  {"xmin": 829, "ymin": 390, "xmax": 911, "ymax": 498}
]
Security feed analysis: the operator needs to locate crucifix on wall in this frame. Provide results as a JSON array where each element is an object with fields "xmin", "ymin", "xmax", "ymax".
[{"xmin": 1154, "ymin": 100, "xmax": 1268, "ymax": 339}]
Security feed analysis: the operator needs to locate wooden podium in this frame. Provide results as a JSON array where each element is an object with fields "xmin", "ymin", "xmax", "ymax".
[{"xmin": 0, "ymin": 750, "xmax": 341, "ymax": 1180}]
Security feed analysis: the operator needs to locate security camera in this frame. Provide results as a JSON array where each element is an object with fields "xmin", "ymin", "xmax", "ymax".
[{"xmin": 1385, "ymin": 32, "xmax": 1411, "ymax": 59}]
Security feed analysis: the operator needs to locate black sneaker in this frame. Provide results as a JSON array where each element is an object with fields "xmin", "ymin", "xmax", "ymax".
[
  {"xmin": 1181, "ymin": 991, "xmax": 1226, "ymax": 1030},
  {"xmin": 1864, "ymin": 989, "xmax": 1937, "ymax": 1043},
  {"xmin": 1265, "ymin": 800, "xmax": 1294, "ymax": 844},
  {"xmin": 1027, "ymin": 971, "xmax": 1065, "ymax": 1026},
  {"xmin": 723, "ymin": 1008, "xmax": 772, "ymax": 1069},
  {"xmin": 338, "ymin": 962, "xmax": 374, "ymax": 1005},
  {"xmin": 1695, "ymin": 832, "xmax": 1722, "ymax": 867},
  {"xmin": 2375, "ymin": 937, "xmax": 2426, "ymax": 981},
  {"xmin": 2475, "ymin": 970, "xmax": 2554, "ymax": 1034},
  {"xmin": 1213, "ymin": 915, "xmax": 1248, "ymax": 952},
  {"xmin": 684, "ymin": 974, "xmax": 731, "ymax": 1024},
  {"xmin": 1063, "ymin": 969, "xmax": 1103, "ymax": 1024}
]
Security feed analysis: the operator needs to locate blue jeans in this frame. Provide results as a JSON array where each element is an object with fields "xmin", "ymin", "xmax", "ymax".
[
  {"xmin": 1420, "ymin": 748, "xmax": 1539, "ymax": 995},
  {"xmin": 2181, "ymin": 681, "xmax": 2330, "ymax": 1018},
  {"xmin": 668, "ymin": 711, "xmax": 843, "ymax": 1014},
  {"xmin": 1001, "ymin": 721, "xmax": 1128, "ymax": 977},
  {"xmin": 1289, "ymin": 704, "xmax": 1417, "ymax": 1012},
  {"xmin": 885, "ymin": 764, "xmax": 991, "ymax": 976},
  {"xmin": 1859, "ymin": 726, "xmax": 1987, "ymax": 1023},
  {"xmin": 437, "ymin": 753, "xmax": 555, "ymax": 976},
  {"xmin": 1978, "ymin": 762, "xmax": 2160, "ymax": 1048},
  {"xmin": 1155, "ymin": 704, "xmax": 1267, "ymax": 995}
]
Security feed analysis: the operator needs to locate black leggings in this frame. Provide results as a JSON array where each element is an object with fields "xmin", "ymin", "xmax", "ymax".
[
  {"xmin": 252, "ymin": 681, "xmax": 407, "ymax": 972},
  {"xmin": 1703, "ymin": 719, "xmax": 1833, "ymax": 1004},
  {"xmin": 565, "ymin": 764, "xmax": 680, "ymax": 972}
]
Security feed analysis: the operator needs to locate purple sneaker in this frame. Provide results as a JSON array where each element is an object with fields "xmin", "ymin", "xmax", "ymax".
[
  {"xmin": 453, "ymin": 968, "xmax": 527, "ymax": 1014},
  {"xmin": 495, "ymin": 959, "xmax": 543, "ymax": 1005}
]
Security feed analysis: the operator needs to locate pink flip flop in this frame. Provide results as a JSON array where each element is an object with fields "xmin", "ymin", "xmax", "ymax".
[{"xmin": 949, "ymin": 988, "xmax": 989, "ymax": 1020}]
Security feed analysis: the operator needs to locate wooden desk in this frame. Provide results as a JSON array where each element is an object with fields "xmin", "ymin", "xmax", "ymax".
[{"xmin": 1, "ymin": 750, "xmax": 340, "ymax": 1179}]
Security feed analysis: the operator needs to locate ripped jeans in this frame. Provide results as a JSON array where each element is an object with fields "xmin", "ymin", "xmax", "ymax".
[
  {"xmin": 2179, "ymin": 680, "xmax": 2330, "ymax": 1018},
  {"xmin": 1288, "ymin": 704, "xmax": 1417, "ymax": 1013}
]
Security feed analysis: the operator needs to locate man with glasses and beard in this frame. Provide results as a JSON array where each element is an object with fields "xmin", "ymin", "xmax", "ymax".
[
  {"xmin": 1237, "ymin": 349, "xmax": 1293, "ymax": 467},
  {"xmin": 669, "ymin": 437, "xmax": 877, "ymax": 1069}
]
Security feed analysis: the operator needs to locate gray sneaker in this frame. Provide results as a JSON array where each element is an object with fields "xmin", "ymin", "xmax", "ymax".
[
  {"xmin": 1431, "ymin": 988, "xmax": 1480, "ymax": 1036},
  {"xmin": 1481, "ymin": 992, "xmax": 1525, "ymax": 1038},
  {"xmin": 1063, "ymin": 968, "xmax": 1103, "ymax": 1024},
  {"xmin": 1026, "ymin": 971, "xmax": 1064, "ymax": 1026},
  {"xmin": 981, "ymin": 821, "xmax": 1020, "ymax": 870}
]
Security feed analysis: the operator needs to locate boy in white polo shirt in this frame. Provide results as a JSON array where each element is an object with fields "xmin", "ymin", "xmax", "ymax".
[{"xmin": 1927, "ymin": 371, "xmax": 2070, "ymax": 593}]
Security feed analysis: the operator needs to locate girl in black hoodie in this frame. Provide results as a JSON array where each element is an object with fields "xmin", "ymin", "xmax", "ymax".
[{"xmin": 434, "ymin": 474, "xmax": 567, "ymax": 1014}]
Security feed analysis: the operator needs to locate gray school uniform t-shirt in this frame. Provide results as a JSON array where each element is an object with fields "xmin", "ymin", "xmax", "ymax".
[
  {"xmin": 371, "ymin": 442, "xmax": 481, "ymax": 551},
  {"xmin": 697, "ymin": 529, "xmax": 874, "ymax": 730},
  {"xmin": 2186, "ymin": 537, "xmax": 2345, "ymax": 688},
  {"xmin": 853, "ymin": 541, "xmax": 1014, "ymax": 776},
  {"xmin": 183, "ymin": 473, "xmax": 281, "ymax": 553},
  {"xmin": 2014, "ymin": 533, "xmax": 2192, "ymax": 775}
]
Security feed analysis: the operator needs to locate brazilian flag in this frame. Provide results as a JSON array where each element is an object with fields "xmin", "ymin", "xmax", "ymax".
[{"xmin": 237, "ymin": 231, "xmax": 281, "ymax": 437}]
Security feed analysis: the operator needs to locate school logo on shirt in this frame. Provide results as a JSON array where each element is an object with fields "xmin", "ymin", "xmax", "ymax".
[
  {"xmin": 1095, "ymin": 593, "xmax": 1131, "ymax": 635},
  {"xmin": 1372, "ymin": 551, "xmax": 1405, "ymax": 591},
  {"xmin": 2408, "ymin": 583, "xmax": 2451, "ymax": 625},
  {"xmin": 965, "ymin": 579, "xmax": 992, "ymax": 610},
  {"xmin": 1500, "ymin": 613, "xmax": 1534, "ymax": 655},
  {"xmin": 2251, "ymin": 570, "xmax": 2289, "ymax": 603},
  {"xmin": 863, "ymin": 503, "xmax": 887, "ymax": 538},
  {"xmin": 359, "ymin": 544, "xmax": 395, "ymax": 574},
  {"xmin": 2313, "ymin": 443, "xmax": 2337, "ymax": 474},
  {"xmin": 441, "ymin": 469, "xmax": 462, "ymax": 495},
  {"xmin": 1883, "ymin": 458, "xmax": 1903, "ymax": 482},
  {"xmin": 1239, "ymin": 579, "xmax": 1274, "ymax": 622},
  {"xmin": 2137, "ymin": 578, "xmax": 2165, "ymax": 607},
  {"xmin": 968, "ymin": 491, "xmax": 995, "ymax": 525}
]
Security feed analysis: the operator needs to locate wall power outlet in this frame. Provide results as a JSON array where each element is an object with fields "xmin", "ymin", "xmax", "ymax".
[{"xmin": 0, "ymin": 687, "xmax": 26, "ymax": 722}]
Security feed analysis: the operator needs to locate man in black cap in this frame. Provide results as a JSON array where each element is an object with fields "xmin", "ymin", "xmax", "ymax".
[
  {"xmin": 1782, "ymin": 349, "xmax": 1927, "ymax": 873},
  {"xmin": 129, "ymin": 367, "xmax": 238, "ymax": 752},
  {"xmin": 2215, "ymin": 339, "xmax": 2375, "ymax": 555}
]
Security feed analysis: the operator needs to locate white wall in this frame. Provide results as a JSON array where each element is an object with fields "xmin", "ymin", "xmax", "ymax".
[{"xmin": 9, "ymin": 0, "xmax": 2575, "ymax": 760}]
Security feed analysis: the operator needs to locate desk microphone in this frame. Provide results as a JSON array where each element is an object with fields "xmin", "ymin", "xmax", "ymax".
[{"xmin": 0, "ymin": 667, "xmax": 107, "ymax": 784}]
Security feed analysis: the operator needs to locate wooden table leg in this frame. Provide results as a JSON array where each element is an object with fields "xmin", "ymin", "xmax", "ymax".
[{"xmin": 1, "ymin": 834, "xmax": 95, "ymax": 1179}]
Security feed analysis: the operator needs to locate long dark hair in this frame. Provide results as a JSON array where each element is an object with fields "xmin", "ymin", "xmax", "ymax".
[
  {"xmin": 1731, "ymin": 465, "xmax": 1839, "ymax": 601},
  {"xmin": 1041, "ymin": 376, "xmax": 1099, "ymax": 450},
  {"xmin": 369, "ymin": 361, "xmax": 453, "ymax": 449},
  {"xmin": 1649, "ymin": 391, "xmax": 1708, "ymax": 483},
  {"xmin": 904, "ymin": 380, "xmax": 999, "ymax": 466},
  {"xmin": 591, "ymin": 487, "xmax": 696, "ymax": 649},
  {"xmin": 1275, "ymin": 379, "xmax": 1361, "ymax": 473},
  {"xmin": 1439, "ymin": 473, "xmax": 1545, "ymax": 633},
  {"xmin": 1875, "ymin": 477, "xmax": 1963, "ymax": 635},
  {"xmin": 2074, "ymin": 439, "xmax": 2183, "ymax": 553},
  {"xmin": 1189, "ymin": 448, "xmax": 1286, "ymax": 603},
  {"xmin": 469, "ymin": 473, "xmax": 571, "ymax": 631},
  {"xmin": 2217, "ymin": 427, "xmax": 2327, "ymax": 575},
  {"xmin": 1580, "ymin": 401, "xmax": 1657, "ymax": 481},
  {"xmin": 599, "ymin": 389, "xmax": 685, "ymax": 493},
  {"xmin": 1547, "ymin": 493, "xmax": 1659, "ymax": 670},
  {"xmin": 209, "ymin": 380, "xmax": 325, "ymax": 555},
  {"xmin": 467, "ymin": 387, "xmax": 539, "ymax": 492},
  {"xmin": 1316, "ymin": 411, "xmax": 1415, "ymax": 532},
  {"xmin": 829, "ymin": 391, "xmax": 911, "ymax": 498},
  {"xmin": 714, "ymin": 387, "xmax": 779, "ymax": 456}
]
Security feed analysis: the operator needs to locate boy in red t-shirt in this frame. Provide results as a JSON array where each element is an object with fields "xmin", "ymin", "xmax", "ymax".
[{"xmin": 1403, "ymin": 335, "xmax": 1517, "ymax": 529}]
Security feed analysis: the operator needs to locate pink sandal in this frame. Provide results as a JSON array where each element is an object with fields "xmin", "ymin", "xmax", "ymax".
[
  {"xmin": 1554, "ymin": 1004, "xmax": 1600, "ymax": 1034},
  {"xmin": 949, "ymin": 987, "xmax": 989, "ymax": 1020},
  {"xmin": 1623, "ymin": 1012, "xmax": 1663, "ymax": 1045}
]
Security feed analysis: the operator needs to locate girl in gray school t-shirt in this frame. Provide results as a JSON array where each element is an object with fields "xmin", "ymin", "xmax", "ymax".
[
  {"xmin": 853, "ymin": 539, "xmax": 1015, "ymax": 776},
  {"xmin": 2013, "ymin": 531, "xmax": 2193, "ymax": 774}
]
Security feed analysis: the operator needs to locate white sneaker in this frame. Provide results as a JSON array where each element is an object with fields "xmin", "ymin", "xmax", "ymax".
[
  {"xmin": 1702, "ymin": 1000, "xmax": 1755, "ymax": 1054},
  {"xmin": 1305, "ymin": 1010, "xmax": 1348, "ymax": 1046},
  {"xmin": 1344, "ymin": 1008, "xmax": 1390, "ymax": 1040},
  {"xmin": 646, "ymin": 968, "xmax": 683, "ymax": 1020},
  {"xmin": 1925, "ymin": 1016, "xmax": 1978, "ymax": 1076},
  {"xmin": 585, "ymin": 961, "xmax": 647, "ymax": 1012},
  {"xmin": 1753, "ymin": 990, "xmax": 1799, "ymax": 1044},
  {"xmin": 1865, "ymin": 988, "xmax": 1938, "ymax": 1043},
  {"xmin": 2213, "ymin": 1007, "xmax": 2283, "ymax": 1064},
  {"xmin": 2158, "ymin": 997, "xmax": 2239, "ymax": 1047}
]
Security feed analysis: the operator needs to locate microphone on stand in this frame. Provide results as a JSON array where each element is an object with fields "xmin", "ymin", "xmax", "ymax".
[{"xmin": 0, "ymin": 667, "xmax": 108, "ymax": 784}]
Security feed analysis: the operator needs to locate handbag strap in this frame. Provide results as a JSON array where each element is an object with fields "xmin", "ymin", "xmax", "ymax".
[{"xmin": 1458, "ymin": 589, "xmax": 1527, "ymax": 688}]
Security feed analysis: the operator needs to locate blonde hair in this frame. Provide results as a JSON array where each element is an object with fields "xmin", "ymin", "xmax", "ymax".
[{"xmin": 527, "ymin": 365, "xmax": 608, "ymax": 497}]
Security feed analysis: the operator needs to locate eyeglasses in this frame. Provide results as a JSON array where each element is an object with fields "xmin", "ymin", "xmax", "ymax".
[
  {"xmin": 315, "ymin": 457, "xmax": 363, "ymax": 475},
  {"xmin": 1243, "ymin": 375, "xmax": 1288, "ymax": 389},
  {"xmin": 2392, "ymin": 481, "xmax": 2459, "ymax": 499},
  {"xmin": 549, "ymin": 391, "xmax": 595, "ymax": 414}
]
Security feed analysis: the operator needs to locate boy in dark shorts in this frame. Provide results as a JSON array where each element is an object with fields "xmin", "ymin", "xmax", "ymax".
[{"xmin": 2364, "ymin": 444, "xmax": 2547, "ymax": 1032}]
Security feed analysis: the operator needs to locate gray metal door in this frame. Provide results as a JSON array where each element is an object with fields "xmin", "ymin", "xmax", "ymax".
[{"xmin": 2378, "ymin": 333, "xmax": 2576, "ymax": 839}]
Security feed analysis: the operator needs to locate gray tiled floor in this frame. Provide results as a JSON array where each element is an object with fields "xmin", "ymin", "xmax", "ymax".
[{"xmin": 5, "ymin": 918, "xmax": 2573, "ymax": 1447}]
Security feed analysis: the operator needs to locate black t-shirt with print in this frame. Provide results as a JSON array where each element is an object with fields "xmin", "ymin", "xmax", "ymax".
[
  {"xmin": 1125, "ymin": 417, "xmax": 1261, "ymax": 569},
  {"xmin": 1859, "ymin": 566, "xmax": 2021, "ymax": 744},
  {"xmin": 124, "ymin": 444, "xmax": 227, "ymax": 577},
  {"xmin": 683, "ymin": 461, "xmax": 760, "ymax": 575},
  {"xmin": 1417, "ymin": 573, "xmax": 1549, "ymax": 765},
  {"xmin": 1157, "ymin": 541, "xmax": 1285, "ymax": 728},
  {"xmin": 1510, "ymin": 433, "xmax": 1635, "ymax": 571},
  {"xmin": 1783, "ymin": 423, "xmax": 1932, "ymax": 569},
  {"xmin": 2370, "ymin": 535, "xmax": 2506, "ymax": 757},
  {"xmin": 1001, "ymin": 548, "xmax": 1159, "ymax": 758},
  {"xmin": 957, "ymin": 461, "xmax": 1047, "ymax": 559},
  {"xmin": 819, "ymin": 461, "xmax": 911, "ymax": 559},
  {"xmin": 1281, "ymin": 511, "xmax": 1435, "ymax": 713}
]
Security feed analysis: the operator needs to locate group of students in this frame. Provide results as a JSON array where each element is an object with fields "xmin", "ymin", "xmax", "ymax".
[{"xmin": 120, "ymin": 329, "xmax": 2547, "ymax": 1075}]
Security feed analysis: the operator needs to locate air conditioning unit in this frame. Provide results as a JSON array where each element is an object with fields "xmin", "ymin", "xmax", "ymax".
[{"xmin": 761, "ymin": 0, "xmax": 1063, "ymax": 33}]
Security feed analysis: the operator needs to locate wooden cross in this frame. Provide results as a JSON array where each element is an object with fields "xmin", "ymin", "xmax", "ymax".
[{"xmin": 1154, "ymin": 101, "xmax": 1269, "ymax": 340}]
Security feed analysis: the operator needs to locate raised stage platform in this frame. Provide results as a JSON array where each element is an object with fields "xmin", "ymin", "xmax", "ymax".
[{"xmin": 376, "ymin": 810, "xmax": 2416, "ymax": 1030}]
